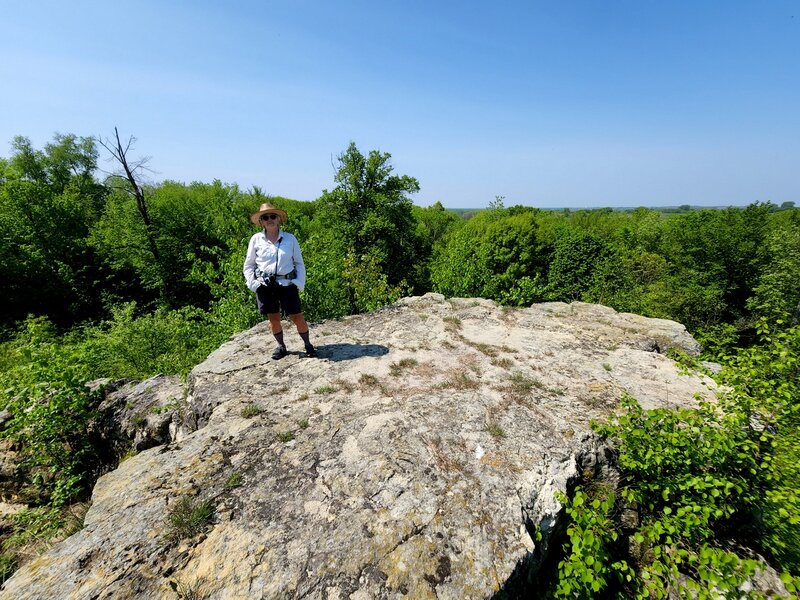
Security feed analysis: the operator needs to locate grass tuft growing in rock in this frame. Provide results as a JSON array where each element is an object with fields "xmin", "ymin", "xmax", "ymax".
[
  {"xmin": 174, "ymin": 578, "xmax": 206, "ymax": 600},
  {"xmin": 359, "ymin": 373, "xmax": 378, "ymax": 386},
  {"xmin": 166, "ymin": 497, "xmax": 214, "ymax": 541},
  {"xmin": 442, "ymin": 316, "xmax": 462, "ymax": 332},
  {"xmin": 224, "ymin": 472, "xmax": 242, "ymax": 489},
  {"xmin": 240, "ymin": 404, "xmax": 262, "ymax": 418},
  {"xmin": 332, "ymin": 378, "xmax": 354, "ymax": 392},
  {"xmin": 467, "ymin": 341, "xmax": 498, "ymax": 357},
  {"xmin": 486, "ymin": 423, "xmax": 506, "ymax": 438},
  {"xmin": 509, "ymin": 371, "xmax": 543, "ymax": 392},
  {"xmin": 389, "ymin": 358, "xmax": 418, "ymax": 377},
  {"xmin": 277, "ymin": 431, "xmax": 295, "ymax": 443},
  {"xmin": 436, "ymin": 369, "xmax": 478, "ymax": 390},
  {"xmin": 491, "ymin": 357, "xmax": 514, "ymax": 369}
]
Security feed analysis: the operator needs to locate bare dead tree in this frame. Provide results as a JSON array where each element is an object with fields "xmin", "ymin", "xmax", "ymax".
[{"xmin": 98, "ymin": 128, "xmax": 171, "ymax": 303}]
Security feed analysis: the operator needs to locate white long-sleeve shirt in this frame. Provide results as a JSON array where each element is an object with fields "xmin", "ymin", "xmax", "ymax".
[{"xmin": 243, "ymin": 230, "xmax": 306, "ymax": 292}]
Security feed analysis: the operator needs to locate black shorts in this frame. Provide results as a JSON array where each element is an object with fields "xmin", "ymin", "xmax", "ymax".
[{"xmin": 255, "ymin": 283, "xmax": 302, "ymax": 316}]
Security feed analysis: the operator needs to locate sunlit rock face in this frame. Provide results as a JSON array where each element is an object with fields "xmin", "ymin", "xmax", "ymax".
[{"xmin": 2, "ymin": 294, "xmax": 713, "ymax": 600}]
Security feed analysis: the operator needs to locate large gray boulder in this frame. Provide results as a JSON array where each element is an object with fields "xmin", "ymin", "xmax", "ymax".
[
  {"xmin": 1, "ymin": 295, "xmax": 716, "ymax": 599},
  {"xmin": 95, "ymin": 374, "xmax": 187, "ymax": 455}
]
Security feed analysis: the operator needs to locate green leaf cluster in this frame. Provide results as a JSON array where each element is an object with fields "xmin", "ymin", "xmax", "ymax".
[{"xmin": 719, "ymin": 321, "xmax": 800, "ymax": 570}]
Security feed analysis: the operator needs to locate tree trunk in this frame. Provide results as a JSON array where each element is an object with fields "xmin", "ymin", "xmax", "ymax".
[{"xmin": 100, "ymin": 128, "xmax": 172, "ymax": 304}]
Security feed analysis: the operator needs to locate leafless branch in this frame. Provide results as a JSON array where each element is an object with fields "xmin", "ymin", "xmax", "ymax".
[
  {"xmin": 98, "ymin": 127, "xmax": 170, "ymax": 302},
  {"xmin": 97, "ymin": 128, "xmax": 156, "ymax": 185}
]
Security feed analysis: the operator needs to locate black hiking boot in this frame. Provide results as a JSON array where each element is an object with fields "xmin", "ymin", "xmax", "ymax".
[
  {"xmin": 272, "ymin": 345, "xmax": 287, "ymax": 360},
  {"xmin": 304, "ymin": 344, "xmax": 317, "ymax": 358}
]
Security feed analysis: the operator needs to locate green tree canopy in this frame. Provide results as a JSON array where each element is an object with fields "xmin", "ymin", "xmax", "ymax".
[
  {"xmin": 0, "ymin": 135, "xmax": 108, "ymax": 327},
  {"xmin": 318, "ymin": 142, "xmax": 420, "ymax": 288}
]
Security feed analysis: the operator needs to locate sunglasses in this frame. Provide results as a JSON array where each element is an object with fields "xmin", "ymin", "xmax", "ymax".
[{"xmin": 260, "ymin": 214, "xmax": 279, "ymax": 221}]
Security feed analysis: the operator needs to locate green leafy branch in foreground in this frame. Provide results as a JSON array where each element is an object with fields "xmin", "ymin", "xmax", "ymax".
[
  {"xmin": 719, "ymin": 320, "xmax": 800, "ymax": 571},
  {"xmin": 554, "ymin": 485, "xmax": 631, "ymax": 597}
]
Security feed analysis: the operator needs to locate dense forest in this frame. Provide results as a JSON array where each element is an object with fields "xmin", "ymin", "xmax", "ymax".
[{"xmin": 0, "ymin": 134, "xmax": 798, "ymax": 596}]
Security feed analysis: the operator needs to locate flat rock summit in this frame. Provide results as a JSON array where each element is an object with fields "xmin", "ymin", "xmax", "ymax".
[{"xmin": 2, "ymin": 294, "xmax": 716, "ymax": 599}]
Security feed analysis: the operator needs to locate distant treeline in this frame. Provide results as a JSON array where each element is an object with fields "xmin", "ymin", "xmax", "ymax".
[
  {"xmin": 1, "ymin": 133, "xmax": 798, "ymax": 367},
  {"xmin": 452, "ymin": 201, "xmax": 797, "ymax": 219}
]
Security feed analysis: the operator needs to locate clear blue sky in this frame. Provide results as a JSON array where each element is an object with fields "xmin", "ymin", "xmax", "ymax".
[{"xmin": 1, "ymin": 1, "xmax": 798, "ymax": 208}]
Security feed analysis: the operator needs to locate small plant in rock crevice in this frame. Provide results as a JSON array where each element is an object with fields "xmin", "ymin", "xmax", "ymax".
[
  {"xmin": 332, "ymin": 378, "xmax": 354, "ymax": 392},
  {"xmin": 486, "ymin": 423, "xmax": 505, "ymax": 438},
  {"xmin": 0, "ymin": 553, "xmax": 16, "ymax": 585},
  {"xmin": 442, "ymin": 315, "xmax": 462, "ymax": 332},
  {"xmin": 276, "ymin": 431, "xmax": 295, "ymax": 443},
  {"xmin": 357, "ymin": 373, "xmax": 388, "ymax": 395},
  {"xmin": 436, "ymin": 369, "xmax": 478, "ymax": 390},
  {"xmin": 174, "ymin": 578, "xmax": 207, "ymax": 600},
  {"xmin": 359, "ymin": 373, "xmax": 379, "ymax": 387},
  {"xmin": 508, "ymin": 371, "xmax": 543, "ymax": 393},
  {"xmin": 166, "ymin": 496, "xmax": 215, "ymax": 541},
  {"xmin": 466, "ymin": 341, "xmax": 499, "ymax": 357},
  {"xmin": 118, "ymin": 446, "xmax": 138, "ymax": 463},
  {"xmin": 491, "ymin": 357, "xmax": 514, "ymax": 368},
  {"xmin": 389, "ymin": 358, "xmax": 418, "ymax": 377},
  {"xmin": 240, "ymin": 404, "xmax": 262, "ymax": 418},
  {"xmin": 224, "ymin": 471, "xmax": 242, "ymax": 489}
]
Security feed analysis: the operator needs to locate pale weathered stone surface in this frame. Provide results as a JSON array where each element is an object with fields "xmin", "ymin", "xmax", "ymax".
[{"xmin": 1, "ymin": 295, "xmax": 717, "ymax": 599}]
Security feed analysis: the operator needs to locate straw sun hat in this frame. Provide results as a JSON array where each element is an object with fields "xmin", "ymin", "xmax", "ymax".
[{"xmin": 249, "ymin": 203, "xmax": 288, "ymax": 225}]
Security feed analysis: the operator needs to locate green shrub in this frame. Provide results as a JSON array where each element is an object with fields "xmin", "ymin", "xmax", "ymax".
[
  {"xmin": 80, "ymin": 302, "xmax": 220, "ymax": 379},
  {"xmin": 554, "ymin": 485, "xmax": 627, "ymax": 597},
  {"xmin": 584, "ymin": 396, "xmax": 761, "ymax": 597},
  {"xmin": 0, "ymin": 318, "xmax": 101, "ymax": 506},
  {"xmin": 719, "ymin": 321, "xmax": 800, "ymax": 571},
  {"xmin": 554, "ymin": 320, "xmax": 800, "ymax": 597},
  {"xmin": 0, "ymin": 504, "xmax": 86, "ymax": 582},
  {"xmin": 695, "ymin": 322, "xmax": 740, "ymax": 359}
]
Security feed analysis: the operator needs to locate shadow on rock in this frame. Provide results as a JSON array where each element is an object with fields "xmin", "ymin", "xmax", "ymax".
[{"xmin": 317, "ymin": 343, "xmax": 389, "ymax": 362}]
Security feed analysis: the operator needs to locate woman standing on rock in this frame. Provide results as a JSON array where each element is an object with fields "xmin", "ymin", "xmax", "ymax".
[{"xmin": 243, "ymin": 203, "xmax": 316, "ymax": 359}]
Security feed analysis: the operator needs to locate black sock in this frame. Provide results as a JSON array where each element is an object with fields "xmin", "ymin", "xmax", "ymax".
[
  {"xmin": 274, "ymin": 331, "xmax": 285, "ymax": 347},
  {"xmin": 299, "ymin": 330, "xmax": 311, "ymax": 346}
]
